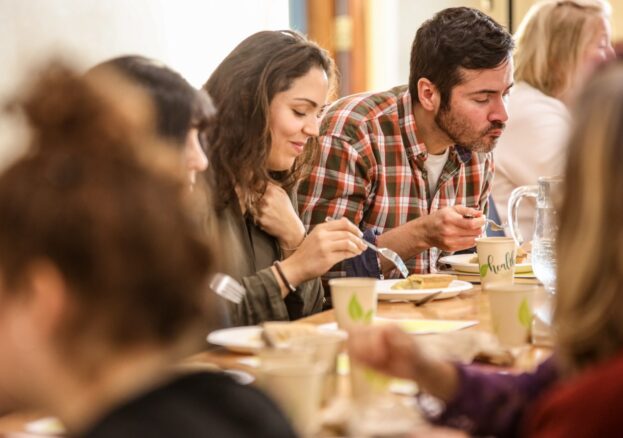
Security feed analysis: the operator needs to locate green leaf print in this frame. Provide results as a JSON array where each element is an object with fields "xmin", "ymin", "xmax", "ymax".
[
  {"xmin": 363, "ymin": 367, "xmax": 391, "ymax": 390},
  {"xmin": 348, "ymin": 294, "xmax": 364, "ymax": 321},
  {"xmin": 363, "ymin": 309, "xmax": 374, "ymax": 324},
  {"xmin": 479, "ymin": 264, "xmax": 489, "ymax": 278},
  {"xmin": 518, "ymin": 298, "xmax": 532, "ymax": 329}
]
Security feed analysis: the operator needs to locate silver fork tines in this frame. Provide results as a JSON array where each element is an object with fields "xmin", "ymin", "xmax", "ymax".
[
  {"xmin": 210, "ymin": 273, "xmax": 246, "ymax": 304},
  {"xmin": 363, "ymin": 241, "xmax": 409, "ymax": 278},
  {"xmin": 485, "ymin": 219, "xmax": 506, "ymax": 232},
  {"xmin": 323, "ymin": 216, "xmax": 409, "ymax": 278},
  {"xmin": 463, "ymin": 214, "xmax": 506, "ymax": 232}
]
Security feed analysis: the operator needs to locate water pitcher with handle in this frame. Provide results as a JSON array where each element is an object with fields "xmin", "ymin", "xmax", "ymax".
[{"xmin": 507, "ymin": 176, "xmax": 562, "ymax": 294}]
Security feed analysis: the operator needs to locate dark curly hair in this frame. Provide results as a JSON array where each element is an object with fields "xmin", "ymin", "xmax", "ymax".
[
  {"xmin": 204, "ymin": 30, "xmax": 335, "ymax": 215},
  {"xmin": 0, "ymin": 61, "xmax": 214, "ymax": 367},
  {"xmin": 409, "ymin": 7, "xmax": 514, "ymax": 110}
]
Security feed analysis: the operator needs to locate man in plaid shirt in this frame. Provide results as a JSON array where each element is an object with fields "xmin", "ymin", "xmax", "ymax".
[{"xmin": 299, "ymin": 7, "xmax": 514, "ymax": 279}]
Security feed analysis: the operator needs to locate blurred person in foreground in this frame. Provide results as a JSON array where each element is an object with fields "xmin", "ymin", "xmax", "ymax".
[
  {"xmin": 349, "ymin": 60, "xmax": 623, "ymax": 437},
  {"xmin": 492, "ymin": 0, "xmax": 614, "ymax": 240},
  {"xmin": 0, "ymin": 61, "xmax": 296, "ymax": 437},
  {"xmin": 88, "ymin": 55, "xmax": 230, "ymax": 326},
  {"xmin": 204, "ymin": 30, "xmax": 365, "ymax": 326},
  {"xmin": 298, "ymin": 7, "xmax": 514, "ymax": 280}
]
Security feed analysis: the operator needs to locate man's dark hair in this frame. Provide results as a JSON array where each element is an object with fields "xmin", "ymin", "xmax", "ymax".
[{"xmin": 409, "ymin": 7, "xmax": 514, "ymax": 110}]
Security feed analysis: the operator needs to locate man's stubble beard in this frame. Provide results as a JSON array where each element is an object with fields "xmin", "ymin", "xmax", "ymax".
[{"xmin": 434, "ymin": 105, "xmax": 505, "ymax": 153}]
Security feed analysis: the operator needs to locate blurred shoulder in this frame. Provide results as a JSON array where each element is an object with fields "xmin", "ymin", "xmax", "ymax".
[
  {"xmin": 83, "ymin": 372, "xmax": 297, "ymax": 438},
  {"xmin": 509, "ymin": 82, "xmax": 569, "ymax": 118}
]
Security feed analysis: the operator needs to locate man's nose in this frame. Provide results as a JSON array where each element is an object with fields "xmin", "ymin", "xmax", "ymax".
[{"xmin": 490, "ymin": 97, "xmax": 509, "ymax": 123}]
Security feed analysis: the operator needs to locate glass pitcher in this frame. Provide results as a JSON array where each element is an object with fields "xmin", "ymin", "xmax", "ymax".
[{"xmin": 507, "ymin": 176, "xmax": 562, "ymax": 294}]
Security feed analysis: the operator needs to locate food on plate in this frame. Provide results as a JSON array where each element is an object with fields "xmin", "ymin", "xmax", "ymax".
[
  {"xmin": 261, "ymin": 322, "xmax": 318, "ymax": 348},
  {"xmin": 391, "ymin": 274, "xmax": 457, "ymax": 290},
  {"xmin": 515, "ymin": 246, "xmax": 529, "ymax": 263}
]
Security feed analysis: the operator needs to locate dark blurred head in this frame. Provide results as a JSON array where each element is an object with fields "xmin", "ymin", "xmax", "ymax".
[
  {"xmin": 89, "ymin": 56, "xmax": 214, "ymax": 186},
  {"xmin": 0, "ymin": 61, "xmax": 214, "ymax": 377},
  {"xmin": 91, "ymin": 55, "xmax": 213, "ymax": 145}
]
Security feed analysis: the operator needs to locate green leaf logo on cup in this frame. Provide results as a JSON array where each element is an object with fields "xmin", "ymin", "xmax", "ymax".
[
  {"xmin": 479, "ymin": 251, "xmax": 516, "ymax": 278},
  {"xmin": 518, "ymin": 298, "xmax": 532, "ymax": 329},
  {"xmin": 348, "ymin": 294, "xmax": 374, "ymax": 323},
  {"xmin": 362, "ymin": 366, "xmax": 390, "ymax": 388}
]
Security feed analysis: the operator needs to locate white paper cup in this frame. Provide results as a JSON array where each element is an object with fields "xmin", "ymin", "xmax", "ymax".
[
  {"xmin": 329, "ymin": 278, "xmax": 378, "ymax": 330},
  {"xmin": 349, "ymin": 360, "xmax": 391, "ymax": 401},
  {"xmin": 488, "ymin": 284, "xmax": 536, "ymax": 347},
  {"xmin": 261, "ymin": 363, "xmax": 324, "ymax": 436},
  {"xmin": 258, "ymin": 347, "xmax": 314, "ymax": 370},
  {"xmin": 476, "ymin": 237, "xmax": 516, "ymax": 290},
  {"xmin": 289, "ymin": 332, "xmax": 346, "ymax": 404}
]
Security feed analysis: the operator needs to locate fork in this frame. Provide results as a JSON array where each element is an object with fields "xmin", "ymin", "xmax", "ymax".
[
  {"xmin": 361, "ymin": 240, "xmax": 409, "ymax": 278},
  {"xmin": 324, "ymin": 216, "xmax": 409, "ymax": 278},
  {"xmin": 209, "ymin": 273, "xmax": 246, "ymax": 304},
  {"xmin": 485, "ymin": 219, "xmax": 506, "ymax": 232},
  {"xmin": 413, "ymin": 290, "xmax": 443, "ymax": 307},
  {"xmin": 463, "ymin": 214, "xmax": 506, "ymax": 232}
]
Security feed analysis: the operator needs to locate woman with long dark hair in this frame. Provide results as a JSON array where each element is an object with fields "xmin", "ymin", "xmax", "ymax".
[{"xmin": 204, "ymin": 30, "xmax": 366, "ymax": 325}]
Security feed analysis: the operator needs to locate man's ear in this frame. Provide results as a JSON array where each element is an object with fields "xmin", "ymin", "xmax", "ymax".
[{"xmin": 416, "ymin": 78, "xmax": 440, "ymax": 112}]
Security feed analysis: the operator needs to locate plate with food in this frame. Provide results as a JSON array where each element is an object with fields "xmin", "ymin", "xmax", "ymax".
[
  {"xmin": 207, "ymin": 326, "xmax": 265, "ymax": 354},
  {"xmin": 207, "ymin": 322, "xmax": 340, "ymax": 354},
  {"xmin": 377, "ymin": 274, "xmax": 473, "ymax": 301},
  {"xmin": 439, "ymin": 252, "xmax": 532, "ymax": 274}
]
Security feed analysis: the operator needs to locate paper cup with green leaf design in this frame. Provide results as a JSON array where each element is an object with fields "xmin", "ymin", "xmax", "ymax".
[
  {"xmin": 329, "ymin": 278, "xmax": 378, "ymax": 331},
  {"xmin": 487, "ymin": 284, "xmax": 536, "ymax": 347},
  {"xmin": 476, "ymin": 237, "xmax": 516, "ymax": 290},
  {"xmin": 349, "ymin": 360, "xmax": 391, "ymax": 401}
]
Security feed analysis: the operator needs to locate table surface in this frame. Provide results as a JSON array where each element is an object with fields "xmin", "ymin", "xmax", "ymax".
[{"xmin": 0, "ymin": 284, "xmax": 553, "ymax": 436}]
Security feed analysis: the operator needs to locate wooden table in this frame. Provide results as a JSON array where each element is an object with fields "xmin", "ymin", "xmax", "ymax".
[
  {"xmin": 188, "ymin": 284, "xmax": 552, "ymax": 371},
  {"xmin": 0, "ymin": 285, "xmax": 553, "ymax": 436}
]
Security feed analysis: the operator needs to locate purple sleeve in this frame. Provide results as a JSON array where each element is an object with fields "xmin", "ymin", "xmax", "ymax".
[
  {"xmin": 344, "ymin": 228, "xmax": 382, "ymax": 278},
  {"xmin": 426, "ymin": 357, "xmax": 558, "ymax": 438}
]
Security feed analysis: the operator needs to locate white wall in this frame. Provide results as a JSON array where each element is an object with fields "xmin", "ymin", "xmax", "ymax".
[
  {"xmin": 367, "ymin": 0, "xmax": 505, "ymax": 92},
  {"xmin": 0, "ymin": 0, "xmax": 289, "ymax": 168}
]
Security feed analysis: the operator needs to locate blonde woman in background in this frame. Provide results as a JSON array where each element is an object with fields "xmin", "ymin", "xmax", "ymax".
[{"xmin": 492, "ymin": 0, "xmax": 613, "ymax": 240}]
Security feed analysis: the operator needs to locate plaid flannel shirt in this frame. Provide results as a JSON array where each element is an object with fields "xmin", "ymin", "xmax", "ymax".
[{"xmin": 298, "ymin": 86, "xmax": 494, "ymax": 279}]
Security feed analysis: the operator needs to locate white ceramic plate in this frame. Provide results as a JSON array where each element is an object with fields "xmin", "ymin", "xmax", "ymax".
[
  {"xmin": 318, "ymin": 317, "xmax": 478, "ymax": 335},
  {"xmin": 206, "ymin": 325, "xmax": 347, "ymax": 354},
  {"xmin": 207, "ymin": 326, "xmax": 263, "ymax": 354},
  {"xmin": 222, "ymin": 369, "xmax": 255, "ymax": 385},
  {"xmin": 377, "ymin": 279, "xmax": 473, "ymax": 301},
  {"xmin": 24, "ymin": 417, "xmax": 65, "ymax": 435},
  {"xmin": 439, "ymin": 253, "xmax": 533, "ymax": 274}
]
